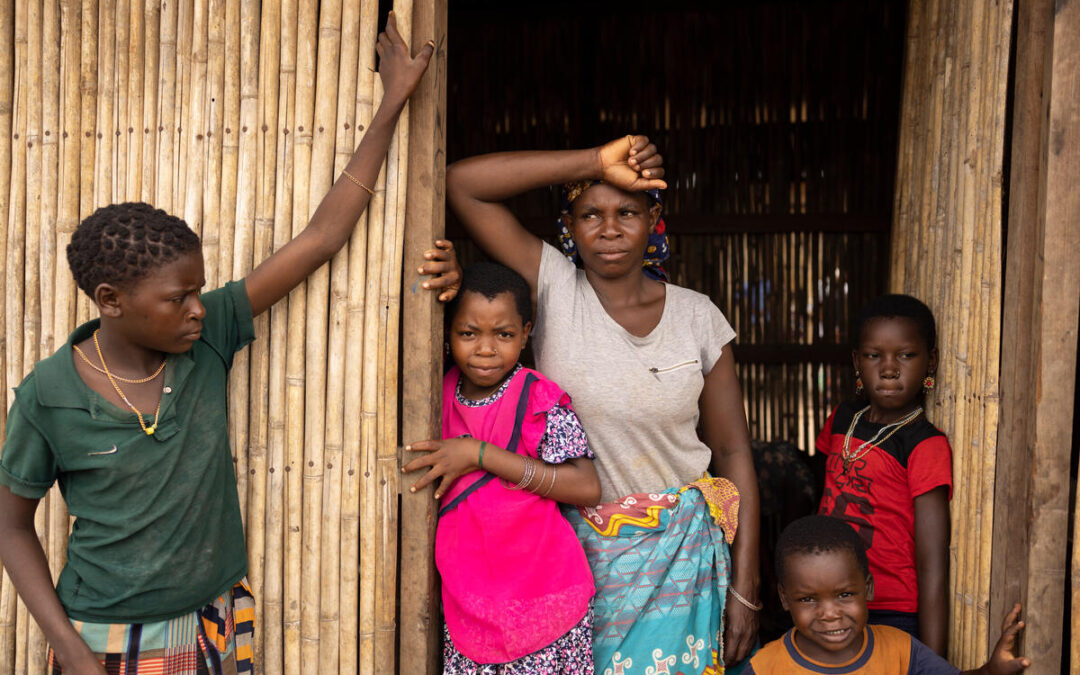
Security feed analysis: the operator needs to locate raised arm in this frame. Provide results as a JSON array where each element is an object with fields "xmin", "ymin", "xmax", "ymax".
[
  {"xmin": 445, "ymin": 136, "xmax": 667, "ymax": 293},
  {"xmin": 244, "ymin": 12, "xmax": 433, "ymax": 317},
  {"xmin": 700, "ymin": 347, "xmax": 760, "ymax": 667}
]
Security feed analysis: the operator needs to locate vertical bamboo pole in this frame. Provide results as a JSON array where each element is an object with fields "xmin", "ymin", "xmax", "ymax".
[
  {"xmin": 111, "ymin": 0, "xmax": 128, "ymax": 205},
  {"xmin": 93, "ymin": 0, "xmax": 114, "ymax": 212},
  {"xmin": 125, "ymin": 0, "xmax": 144, "ymax": 201},
  {"xmin": 40, "ymin": 0, "xmax": 59, "ymax": 358},
  {"xmin": 263, "ymin": 0, "xmax": 299, "ymax": 670},
  {"xmin": 284, "ymin": 0, "xmax": 317, "ymax": 668},
  {"xmin": 323, "ymin": 0, "xmax": 361, "ymax": 671},
  {"xmin": 341, "ymin": 3, "xmax": 378, "ymax": 671},
  {"xmin": 201, "ymin": 0, "xmax": 226, "ymax": 288},
  {"xmin": 8, "ymin": 2, "xmax": 28, "ymax": 669},
  {"xmin": 246, "ymin": 0, "xmax": 281, "ymax": 665},
  {"xmin": 302, "ymin": 0, "xmax": 342, "ymax": 670},
  {"xmin": 182, "ymin": 0, "xmax": 209, "ymax": 239},
  {"xmin": 153, "ymin": 0, "xmax": 175, "ymax": 211},
  {"xmin": 217, "ymin": 0, "xmax": 240, "ymax": 293},
  {"xmin": 139, "ymin": 0, "xmax": 159, "ymax": 204},
  {"xmin": 358, "ymin": 79, "xmax": 386, "ymax": 674},
  {"xmin": 229, "ymin": 0, "xmax": 259, "ymax": 528},
  {"xmin": 172, "ymin": 0, "xmax": 191, "ymax": 213}
]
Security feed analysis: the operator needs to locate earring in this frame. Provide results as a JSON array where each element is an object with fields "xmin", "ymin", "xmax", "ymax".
[
  {"xmin": 923, "ymin": 374, "xmax": 936, "ymax": 393},
  {"xmin": 855, "ymin": 372, "xmax": 864, "ymax": 396}
]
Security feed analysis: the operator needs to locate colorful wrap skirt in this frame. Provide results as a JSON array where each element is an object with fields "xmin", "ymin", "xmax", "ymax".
[
  {"xmin": 565, "ymin": 477, "xmax": 740, "ymax": 675},
  {"xmin": 49, "ymin": 579, "xmax": 255, "ymax": 675}
]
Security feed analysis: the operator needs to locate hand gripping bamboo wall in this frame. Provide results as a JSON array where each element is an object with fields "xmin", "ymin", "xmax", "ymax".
[
  {"xmin": 888, "ymin": 0, "xmax": 1013, "ymax": 668},
  {"xmin": 0, "ymin": 0, "xmax": 443, "ymax": 672}
]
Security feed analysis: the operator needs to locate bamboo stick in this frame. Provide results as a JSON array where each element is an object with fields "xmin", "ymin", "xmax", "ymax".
[
  {"xmin": 140, "ymin": 0, "xmax": 159, "ymax": 204},
  {"xmin": 154, "ymin": 0, "xmax": 175, "ymax": 210},
  {"xmin": 217, "ymin": 0, "xmax": 239, "ymax": 298},
  {"xmin": 244, "ymin": 0, "xmax": 282, "ymax": 666},
  {"xmin": 40, "ymin": 0, "xmax": 59, "ymax": 358},
  {"xmin": 126, "ymin": 0, "xmax": 144, "ymax": 201},
  {"xmin": 94, "ymin": 0, "xmax": 115, "ymax": 212},
  {"xmin": 341, "ymin": 3, "xmax": 378, "ymax": 671},
  {"xmin": 262, "ymin": 0, "xmax": 299, "ymax": 671},
  {"xmin": 202, "ymin": 0, "xmax": 226, "ymax": 288},
  {"xmin": 322, "ymin": 0, "xmax": 362, "ymax": 670},
  {"xmin": 303, "ymin": 1, "xmax": 343, "ymax": 670},
  {"xmin": 225, "ymin": 0, "xmax": 258, "ymax": 540},
  {"xmin": 112, "ymin": 0, "xmax": 128, "ymax": 205},
  {"xmin": 182, "ymin": 0, "xmax": 208, "ymax": 239},
  {"xmin": 284, "ymin": 0, "xmax": 318, "ymax": 668}
]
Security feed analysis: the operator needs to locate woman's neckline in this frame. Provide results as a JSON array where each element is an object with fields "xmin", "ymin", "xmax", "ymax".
[{"xmin": 582, "ymin": 272, "xmax": 669, "ymax": 341}]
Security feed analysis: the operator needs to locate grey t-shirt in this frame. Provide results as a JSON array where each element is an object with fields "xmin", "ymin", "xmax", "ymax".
[{"xmin": 532, "ymin": 243, "xmax": 737, "ymax": 502}]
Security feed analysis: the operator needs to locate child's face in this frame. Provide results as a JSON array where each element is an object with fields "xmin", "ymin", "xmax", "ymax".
[
  {"xmin": 779, "ymin": 550, "xmax": 873, "ymax": 665},
  {"xmin": 449, "ymin": 290, "xmax": 530, "ymax": 399},
  {"xmin": 103, "ymin": 251, "xmax": 207, "ymax": 353},
  {"xmin": 852, "ymin": 316, "xmax": 937, "ymax": 421}
]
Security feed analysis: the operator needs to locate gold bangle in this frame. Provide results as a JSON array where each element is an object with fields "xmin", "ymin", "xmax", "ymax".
[
  {"xmin": 728, "ymin": 586, "xmax": 763, "ymax": 612},
  {"xmin": 341, "ymin": 169, "xmax": 375, "ymax": 196}
]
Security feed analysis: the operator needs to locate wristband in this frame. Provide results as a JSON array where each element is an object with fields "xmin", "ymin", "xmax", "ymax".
[{"xmin": 478, "ymin": 441, "xmax": 487, "ymax": 470}]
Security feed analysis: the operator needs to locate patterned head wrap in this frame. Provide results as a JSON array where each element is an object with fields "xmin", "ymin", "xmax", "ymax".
[{"xmin": 557, "ymin": 180, "xmax": 670, "ymax": 281}]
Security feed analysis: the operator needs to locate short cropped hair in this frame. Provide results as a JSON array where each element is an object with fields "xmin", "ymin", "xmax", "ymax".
[
  {"xmin": 447, "ymin": 261, "xmax": 532, "ymax": 326},
  {"xmin": 855, "ymin": 294, "xmax": 937, "ymax": 350},
  {"xmin": 775, "ymin": 515, "xmax": 870, "ymax": 585},
  {"xmin": 67, "ymin": 202, "xmax": 201, "ymax": 298}
]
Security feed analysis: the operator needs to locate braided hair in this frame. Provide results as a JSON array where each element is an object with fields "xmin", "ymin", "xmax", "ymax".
[{"xmin": 67, "ymin": 202, "xmax": 201, "ymax": 298}]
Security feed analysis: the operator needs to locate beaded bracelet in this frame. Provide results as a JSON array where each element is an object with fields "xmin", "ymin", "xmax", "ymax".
[{"xmin": 341, "ymin": 169, "xmax": 375, "ymax": 195}]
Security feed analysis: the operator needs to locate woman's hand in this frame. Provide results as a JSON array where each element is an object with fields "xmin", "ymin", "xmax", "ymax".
[
  {"xmin": 402, "ymin": 437, "xmax": 481, "ymax": 499},
  {"xmin": 596, "ymin": 135, "xmax": 668, "ymax": 193},
  {"xmin": 376, "ymin": 12, "xmax": 435, "ymax": 106},
  {"xmin": 417, "ymin": 239, "xmax": 462, "ymax": 302},
  {"xmin": 724, "ymin": 596, "xmax": 759, "ymax": 666}
]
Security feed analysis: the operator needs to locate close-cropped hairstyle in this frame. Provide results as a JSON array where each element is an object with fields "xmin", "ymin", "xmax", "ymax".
[
  {"xmin": 67, "ymin": 202, "xmax": 201, "ymax": 298},
  {"xmin": 854, "ymin": 294, "xmax": 937, "ymax": 350},
  {"xmin": 446, "ymin": 261, "xmax": 533, "ymax": 326},
  {"xmin": 775, "ymin": 515, "xmax": 871, "ymax": 586}
]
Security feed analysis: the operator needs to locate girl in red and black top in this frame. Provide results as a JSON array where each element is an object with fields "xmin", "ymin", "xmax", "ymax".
[{"xmin": 817, "ymin": 294, "xmax": 952, "ymax": 656}]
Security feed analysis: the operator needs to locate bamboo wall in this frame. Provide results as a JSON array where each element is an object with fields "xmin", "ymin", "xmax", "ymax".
[
  {"xmin": 0, "ymin": 0, "xmax": 440, "ymax": 672},
  {"xmin": 888, "ymin": 0, "xmax": 1013, "ymax": 667}
]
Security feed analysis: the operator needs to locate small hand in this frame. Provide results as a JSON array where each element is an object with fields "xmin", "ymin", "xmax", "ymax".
[
  {"xmin": 596, "ymin": 135, "xmax": 668, "ymax": 193},
  {"xmin": 982, "ymin": 603, "xmax": 1030, "ymax": 675},
  {"xmin": 376, "ymin": 12, "xmax": 435, "ymax": 105},
  {"xmin": 402, "ymin": 437, "xmax": 481, "ymax": 499},
  {"xmin": 417, "ymin": 239, "xmax": 462, "ymax": 302},
  {"xmin": 723, "ymin": 595, "xmax": 759, "ymax": 666}
]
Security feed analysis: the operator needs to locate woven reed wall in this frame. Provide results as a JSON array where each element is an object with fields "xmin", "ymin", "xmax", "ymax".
[
  {"xmin": 889, "ymin": 0, "xmax": 1013, "ymax": 667},
  {"xmin": 447, "ymin": 0, "xmax": 905, "ymax": 451},
  {"xmin": 0, "ymin": 0, "xmax": 430, "ymax": 672}
]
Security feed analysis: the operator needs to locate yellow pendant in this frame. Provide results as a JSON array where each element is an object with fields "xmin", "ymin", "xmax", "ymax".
[{"xmin": 145, "ymin": 425, "xmax": 156, "ymax": 436}]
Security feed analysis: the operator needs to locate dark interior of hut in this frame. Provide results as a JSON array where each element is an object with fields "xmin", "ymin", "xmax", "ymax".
[{"xmin": 444, "ymin": 0, "xmax": 907, "ymax": 640}]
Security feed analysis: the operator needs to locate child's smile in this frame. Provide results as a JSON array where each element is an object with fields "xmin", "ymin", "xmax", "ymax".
[
  {"xmin": 449, "ymin": 290, "xmax": 530, "ymax": 400},
  {"xmin": 779, "ymin": 550, "xmax": 873, "ymax": 665}
]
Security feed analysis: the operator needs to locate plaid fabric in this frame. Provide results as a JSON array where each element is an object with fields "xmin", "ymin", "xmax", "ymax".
[{"xmin": 48, "ymin": 579, "xmax": 255, "ymax": 675}]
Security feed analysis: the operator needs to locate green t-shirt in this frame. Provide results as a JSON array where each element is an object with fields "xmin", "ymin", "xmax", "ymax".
[{"xmin": 0, "ymin": 280, "xmax": 255, "ymax": 622}]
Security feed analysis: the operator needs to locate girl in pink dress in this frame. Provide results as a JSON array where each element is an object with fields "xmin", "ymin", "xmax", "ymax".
[{"xmin": 403, "ymin": 261, "xmax": 602, "ymax": 674}]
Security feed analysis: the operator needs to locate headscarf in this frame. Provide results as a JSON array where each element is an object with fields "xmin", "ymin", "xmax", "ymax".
[{"xmin": 557, "ymin": 180, "xmax": 670, "ymax": 281}]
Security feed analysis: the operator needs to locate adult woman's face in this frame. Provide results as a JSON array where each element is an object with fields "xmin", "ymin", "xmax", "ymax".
[{"xmin": 566, "ymin": 183, "xmax": 661, "ymax": 280}]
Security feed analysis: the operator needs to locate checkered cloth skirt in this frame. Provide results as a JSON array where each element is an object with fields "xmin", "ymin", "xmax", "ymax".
[{"xmin": 48, "ymin": 579, "xmax": 255, "ymax": 675}]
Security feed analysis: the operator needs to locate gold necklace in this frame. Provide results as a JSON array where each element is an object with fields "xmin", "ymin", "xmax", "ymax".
[
  {"xmin": 93, "ymin": 329, "xmax": 164, "ymax": 435},
  {"xmin": 74, "ymin": 333, "xmax": 166, "ymax": 384},
  {"xmin": 841, "ymin": 405, "xmax": 923, "ymax": 472}
]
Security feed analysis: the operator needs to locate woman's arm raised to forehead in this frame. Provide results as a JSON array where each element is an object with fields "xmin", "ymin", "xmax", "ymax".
[
  {"xmin": 243, "ymin": 13, "xmax": 433, "ymax": 317},
  {"xmin": 445, "ymin": 135, "xmax": 667, "ymax": 294}
]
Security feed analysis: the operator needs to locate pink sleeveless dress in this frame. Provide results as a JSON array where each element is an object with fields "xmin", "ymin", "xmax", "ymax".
[{"xmin": 437, "ymin": 366, "xmax": 595, "ymax": 664}]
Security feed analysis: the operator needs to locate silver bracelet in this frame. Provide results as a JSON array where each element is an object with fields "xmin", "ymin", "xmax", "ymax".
[
  {"xmin": 509, "ymin": 457, "xmax": 535, "ymax": 491},
  {"xmin": 728, "ymin": 586, "xmax": 763, "ymax": 611},
  {"xmin": 541, "ymin": 464, "xmax": 557, "ymax": 497}
]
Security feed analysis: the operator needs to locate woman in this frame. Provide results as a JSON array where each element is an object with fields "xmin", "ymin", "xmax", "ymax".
[{"xmin": 423, "ymin": 136, "xmax": 760, "ymax": 673}]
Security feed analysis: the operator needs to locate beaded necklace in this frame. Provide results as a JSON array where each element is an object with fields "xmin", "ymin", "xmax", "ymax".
[{"xmin": 841, "ymin": 405, "xmax": 924, "ymax": 472}]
